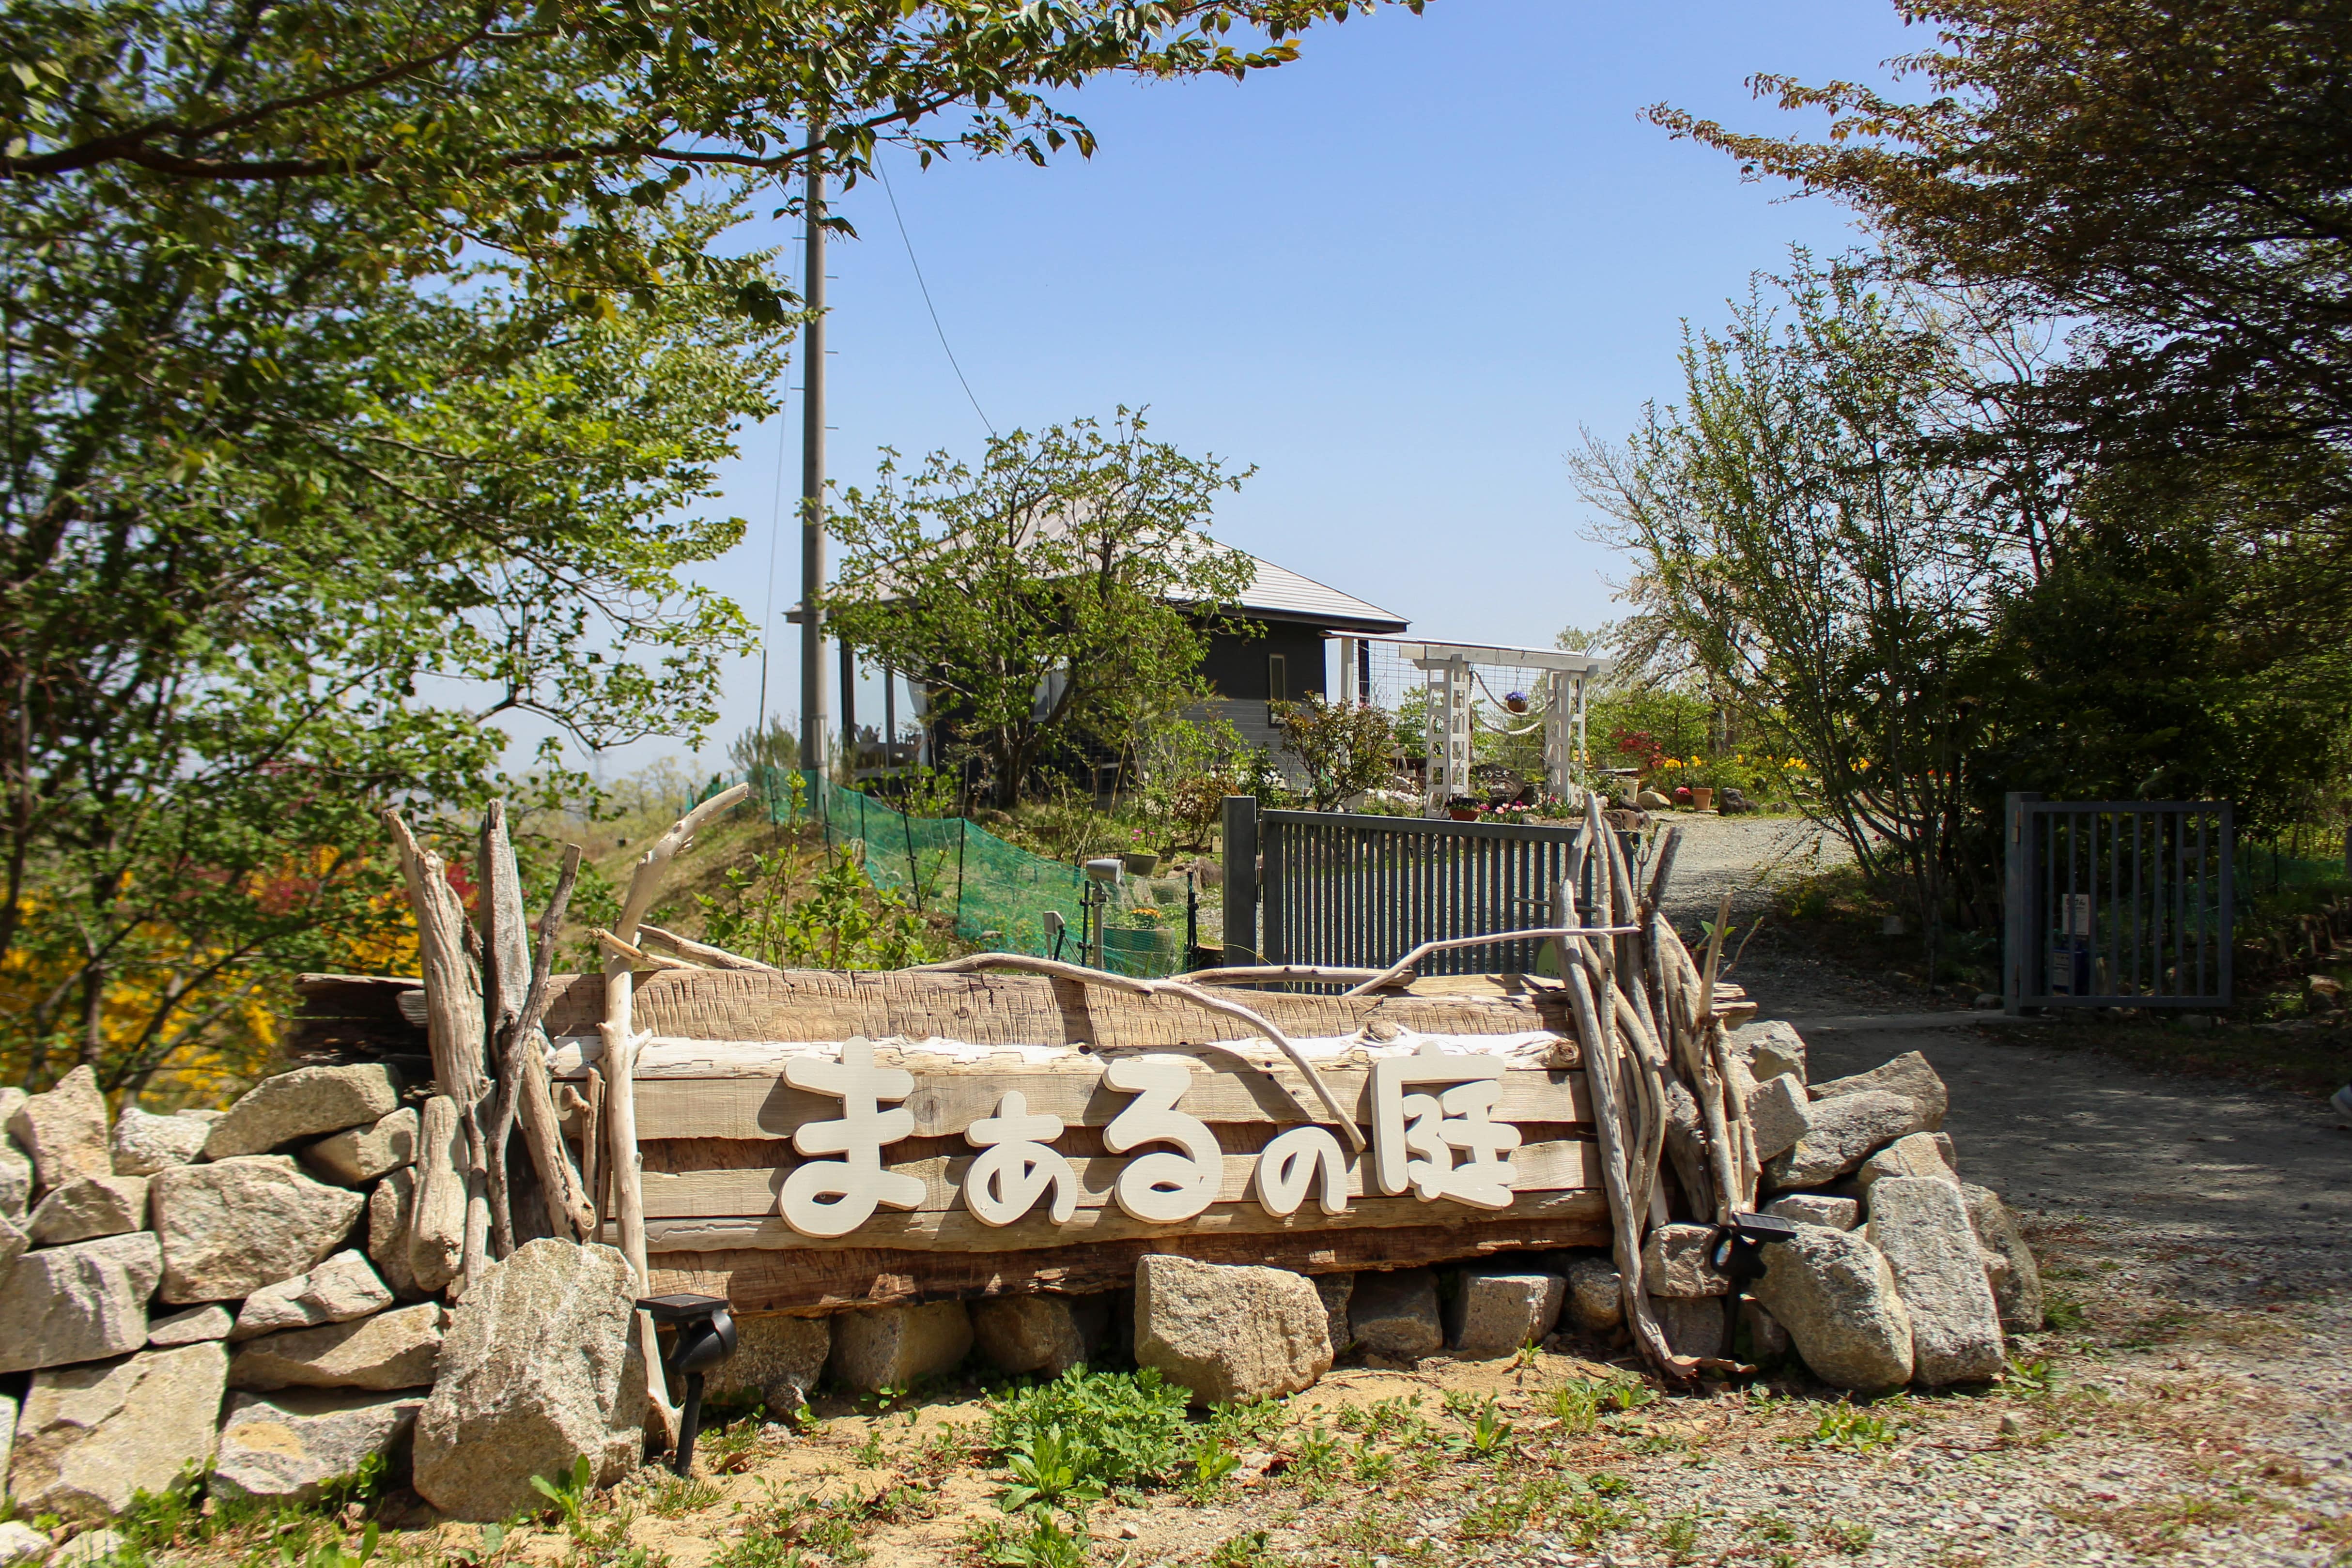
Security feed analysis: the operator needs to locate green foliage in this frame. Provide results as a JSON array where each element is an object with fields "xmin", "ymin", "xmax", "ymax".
[
  {"xmin": 529, "ymin": 1455, "xmax": 598, "ymax": 1536},
  {"xmin": 999, "ymin": 1426, "xmax": 1108, "ymax": 1521},
  {"xmin": 1548, "ymin": 1377, "xmax": 1656, "ymax": 1434},
  {"xmin": 984, "ymin": 1368, "xmax": 1191, "ymax": 1491},
  {"xmin": 696, "ymin": 844, "xmax": 939, "ymax": 970},
  {"xmin": 824, "ymin": 410, "xmax": 1257, "ymax": 805},
  {"xmin": 1795, "ymin": 1402, "xmax": 1900, "ymax": 1454},
  {"xmin": 1272, "ymin": 694, "xmax": 1399, "ymax": 812},
  {"xmin": 1207, "ymin": 1531, "xmax": 1273, "ymax": 1567},
  {"xmin": 1182, "ymin": 1431, "xmax": 1241, "ymax": 1500},
  {"xmin": 972, "ymin": 1512, "xmax": 1089, "ymax": 1568},
  {"xmin": 1449, "ymin": 1398, "xmax": 1516, "ymax": 1458}
]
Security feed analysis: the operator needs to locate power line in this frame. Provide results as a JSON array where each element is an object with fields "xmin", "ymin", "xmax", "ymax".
[{"xmin": 875, "ymin": 152, "xmax": 995, "ymax": 436}]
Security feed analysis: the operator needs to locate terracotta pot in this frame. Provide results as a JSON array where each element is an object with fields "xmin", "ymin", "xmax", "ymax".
[
  {"xmin": 1691, "ymin": 786, "xmax": 1716, "ymax": 811},
  {"xmin": 1448, "ymin": 807, "xmax": 1478, "ymax": 822}
]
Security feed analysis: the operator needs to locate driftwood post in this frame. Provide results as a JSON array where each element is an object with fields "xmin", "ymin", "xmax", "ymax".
[
  {"xmin": 603, "ymin": 783, "xmax": 750, "ymax": 1448},
  {"xmin": 387, "ymin": 812, "xmax": 491, "ymax": 1298}
]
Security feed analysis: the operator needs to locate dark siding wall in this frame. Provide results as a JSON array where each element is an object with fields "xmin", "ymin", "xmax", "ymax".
[{"xmin": 1199, "ymin": 620, "xmax": 1328, "ymax": 702}]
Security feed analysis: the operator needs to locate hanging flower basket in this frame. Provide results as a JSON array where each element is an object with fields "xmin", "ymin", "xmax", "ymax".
[{"xmin": 1502, "ymin": 690, "xmax": 1531, "ymax": 714}]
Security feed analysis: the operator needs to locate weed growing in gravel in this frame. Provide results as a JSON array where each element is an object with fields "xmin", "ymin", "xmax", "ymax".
[
  {"xmin": 1815, "ymin": 1518, "xmax": 1876, "ymax": 1553},
  {"xmin": 1744, "ymin": 1511, "xmax": 1798, "ymax": 1543},
  {"xmin": 1795, "ymin": 1402, "xmax": 1900, "ymax": 1453},
  {"xmin": 1348, "ymin": 1440, "xmax": 1397, "ymax": 1484},
  {"xmin": 645, "ymin": 1472, "xmax": 723, "ymax": 1517},
  {"xmin": 1657, "ymin": 1509, "xmax": 1702, "ymax": 1559},
  {"xmin": 1456, "ymin": 1476, "xmax": 1572, "ymax": 1541},
  {"xmin": 1289, "ymin": 1424, "xmax": 1341, "ymax": 1499},
  {"xmin": 1447, "ymin": 1398, "xmax": 1516, "ymax": 1458},
  {"xmin": 1000, "ymin": 1427, "xmax": 1108, "ymax": 1522},
  {"xmin": 1207, "ymin": 1530, "xmax": 1273, "ymax": 1567},
  {"xmin": 965, "ymin": 1513, "xmax": 1087, "ymax": 1568},
  {"xmin": 1548, "ymin": 1375, "xmax": 1656, "ymax": 1433},
  {"xmin": 1184, "ymin": 1431, "xmax": 1243, "ymax": 1501},
  {"xmin": 986, "ymin": 1368, "xmax": 1191, "ymax": 1490}
]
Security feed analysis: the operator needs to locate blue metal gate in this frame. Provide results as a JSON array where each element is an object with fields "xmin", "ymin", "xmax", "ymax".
[{"xmin": 2002, "ymin": 793, "xmax": 2233, "ymax": 1012}]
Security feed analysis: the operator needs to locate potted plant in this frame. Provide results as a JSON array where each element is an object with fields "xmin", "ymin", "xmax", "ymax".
[
  {"xmin": 1502, "ymin": 690, "xmax": 1531, "ymax": 715},
  {"xmin": 1121, "ymin": 828, "xmax": 1160, "ymax": 877},
  {"xmin": 1691, "ymin": 785, "xmax": 1716, "ymax": 812}
]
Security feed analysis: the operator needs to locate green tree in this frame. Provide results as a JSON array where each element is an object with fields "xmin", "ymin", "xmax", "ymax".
[
  {"xmin": 0, "ymin": 177, "xmax": 781, "ymax": 1092},
  {"xmin": 823, "ymin": 410, "xmax": 1258, "ymax": 805},
  {"xmin": 1272, "ymin": 694, "xmax": 1394, "ymax": 811},
  {"xmin": 1575, "ymin": 258, "xmax": 1994, "ymax": 943},
  {"xmin": 1647, "ymin": 0, "xmax": 2352, "ymax": 598}
]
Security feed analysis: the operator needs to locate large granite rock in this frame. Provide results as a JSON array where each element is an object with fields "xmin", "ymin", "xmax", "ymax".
[
  {"xmin": 203, "ymin": 1066, "xmax": 402, "ymax": 1160},
  {"xmin": 8, "ymin": 1343, "xmax": 228, "ymax": 1521},
  {"xmin": 0, "ymin": 1136, "xmax": 30, "ymax": 1219},
  {"xmin": 1729, "ymin": 1019, "xmax": 1808, "ymax": 1086},
  {"xmin": 1448, "ymin": 1269, "xmax": 1565, "ymax": 1358},
  {"xmin": 1347, "ymin": 1268, "xmax": 1443, "ymax": 1358},
  {"xmin": 1652, "ymin": 1295, "xmax": 1725, "ymax": 1361},
  {"xmin": 1856, "ymin": 1131, "xmax": 1958, "ymax": 1191},
  {"xmin": 1134, "ymin": 1256, "xmax": 1330, "ymax": 1405},
  {"xmin": 148, "ymin": 1304, "xmax": 233, "ymax": 1347},
  {"xmin": 702, "ymin": 1315, "xmax": 830, "ymax": 1414},
  {"xmin": 1866, "ymin": 1177, "xmax": 2005, "ymax": 1384},
  {"xmin": 0, "ymin": 1389, "xmax": 15, "ymax": 1507},
  {"xmin": 1763, "ymin": 1091, "xmax": 1929, "ymax": 1190},
  {"xmin": 1961, "ymin": 1184, "xmax": 2044, "ymax": 1335},
  {"xmin": 230, "ymin": 1302, "xmax": 446, "ymax": 1391},
  {"xmin": 826, "ymin": 1301, "xmax": 973, "ymax": 1395},
  {"xmin": 212, "ymin": 1390, "xmax": 426, "ymax": 1505},
  {"xmin": 0, "ymin": 1207, "xmax": 25, "ymax": 1278},
  {"xmin": 1747, "ymin": 1074, "xmax": 1811, "ymax": 1162},
  {"xmin": 1765, "ymin": 1193, "xmax": 1859, "ymax": 1231},
  {"xmin": 9, "ymin": 1066, "xmax": 113, "ymax": 1190},
  {"xmin": 1811, "ymin": 1050, "xmax": 1948, "ymax": 1130},
  {"xmin": 366, "ymin": 1167, "xmax": 420, "ymax": 1298},
  {"xmin": 1564, "ymin": 1257, "xmax": 1624, "ymax": 1334},
  {"xmin": 1735, "ymin": 1296, "xmax": 1791, "ymax": 1361},
  {"xmin": 299, "ymin": 1108, "xmax": 418, "ymax": 1188},
  {"xmin": 0, "ymin": 1519, "xmax": 40, "ymax": 1567},
  {"xmin": 1641, "ymin": 1224, "xmax": 1731, "ymax": 1298},
  {"xmin": 1750, "ymin": 1225, "xmax": 1914, "ymax": 1391},
  {"xmin": 231, "ymin": 1250, "xmax": 394, "ymax": 1340},
  {"xmin": 0, "ymin": 1232, "xmax": 162, "ymax": 1373},
  {"xmin": 27, "ymin": 1176, "xmax": 149, "ymax": 1245},
  {"xmin": 972, "ymin": 1296, "xmax": 1103, "ymax": 1379},
  {"xmin": 151, "ymin": 1155, "xmax": 364, "ymax": 1303},
  {"xmin": 410, "ymin": 1240, "xmax": 648, "ymax": 1522},
  {"xmin": 110, "ymin": 1109, "xmax": 211, "ymax": 1178}
]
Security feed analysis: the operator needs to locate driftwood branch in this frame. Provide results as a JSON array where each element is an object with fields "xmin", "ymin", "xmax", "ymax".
[
  {"xmin": 1340, "ymin": 925, "xmax": 1640, "ymax": 999},
  {"xmin": 593, "ymin": 929, "xmax": 700, "ymax": 971},
  {"xmin": 636, "ymin": 922, "xmax": 779, "ymax": 972},
  {"xmin": 604, "ymin": 782, "xmax": 746, "ymax": 1449},
  {"xmin": 913, "ymin": 952, "xmax": 1367, "ymax": 1153}
]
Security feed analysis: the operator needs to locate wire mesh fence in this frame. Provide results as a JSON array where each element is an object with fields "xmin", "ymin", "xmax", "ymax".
[{"xmin": 686, "ymin": 769, "xmax": 1196, "ymax": 973}]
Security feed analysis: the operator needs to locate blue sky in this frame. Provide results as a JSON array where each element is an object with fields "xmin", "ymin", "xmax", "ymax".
[{"xmin": 565, "ymin": 0, "xmax": 1917, "ymax": 778}]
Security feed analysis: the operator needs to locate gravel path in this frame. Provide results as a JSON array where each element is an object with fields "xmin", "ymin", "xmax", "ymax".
[{"xmin": 1646, "ymin": 812, "xmax": 1855, "ymax": 925}]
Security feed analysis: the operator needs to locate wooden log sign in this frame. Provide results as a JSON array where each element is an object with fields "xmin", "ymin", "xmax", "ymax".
[{"xmin": 539, "ymin": 968, "xmax": 1612, "ymax": 1314}]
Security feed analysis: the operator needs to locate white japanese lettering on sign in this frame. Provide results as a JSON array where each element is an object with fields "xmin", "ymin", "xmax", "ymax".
[
  {"xmin": 962, "ymin": 1090, "xmax": 1078, "ymax": 1227},
  {"xmin": 776, "ymin": 1036, "xmax": 927, "ymax": 1237},
  {"xmin": 1101, "ymin": 1057, "xmax": 1222, "ymax": 1223},
  {"xmin": 1368, "ymin": 1039, "xmax": 1521, "ymax": 1211},
  {"xmin": 758, "ymin": 1040, "xmax": 1537, "ymax": 1236}
]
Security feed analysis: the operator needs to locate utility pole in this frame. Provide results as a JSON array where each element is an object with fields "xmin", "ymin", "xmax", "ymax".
[{"xmin": 797, "ymin": 126, "xmax": 829, "ymax": 774}]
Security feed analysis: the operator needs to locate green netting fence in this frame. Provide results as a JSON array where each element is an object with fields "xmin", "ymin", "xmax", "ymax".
[{"xmin": 690, "ymin": 768, "xmax": 1191, "ymax": 975}]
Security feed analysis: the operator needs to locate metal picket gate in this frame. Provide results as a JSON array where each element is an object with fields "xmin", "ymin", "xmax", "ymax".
[
  {"xmin": 2002, "ymin": 792, "xmax": 2233, "ymax": 1013},
  {"xmin": 1220, "ymin": 797, "xmax": 1623, "ymax": 975}
]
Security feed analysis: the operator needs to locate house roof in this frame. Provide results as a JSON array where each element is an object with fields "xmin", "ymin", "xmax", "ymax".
[{"xmin": 1223, "ymin": 549, "xmax": 1409, "ymax": 634}]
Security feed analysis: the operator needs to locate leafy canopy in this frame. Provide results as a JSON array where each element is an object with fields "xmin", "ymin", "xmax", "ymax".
[{"xmin": 824, "ymin": 410, "xmax": 1258, "ymax": 805}]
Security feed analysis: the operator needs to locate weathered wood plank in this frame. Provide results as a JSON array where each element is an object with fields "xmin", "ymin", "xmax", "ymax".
[
  {"xmin": 556, "ymin": 1061, "xmax": 1591, "ymax": 1142},
  {"xmin": 629, "ymin": 1186, "xmax": 1607, "ymax": 1254},
  {"xmin": 538, "ymin": 968, "xmax": 1576, "ymax": 1050},
  {"xmin": 632, "ymin": 1139, "xmax": 1601, "ymax": 1220},
  {"xmin": 649, "ymin": 1211, "xmax": 1613, "ymax": 1313}
]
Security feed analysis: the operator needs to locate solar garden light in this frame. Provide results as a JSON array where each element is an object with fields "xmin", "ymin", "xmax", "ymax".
[
  {"xmin": 636, "ymin": 1292, "xmax": 738, "ymax": 1475},
  {"xmin": 1711, "ymin": 1211, "xmax": 1801, "ymax": 1283}
]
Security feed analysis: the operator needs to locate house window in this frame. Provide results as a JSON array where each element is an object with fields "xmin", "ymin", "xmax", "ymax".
[{"xmin": 1267, "ymin": 654, "xmax": 1287, "ymax": 705}]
